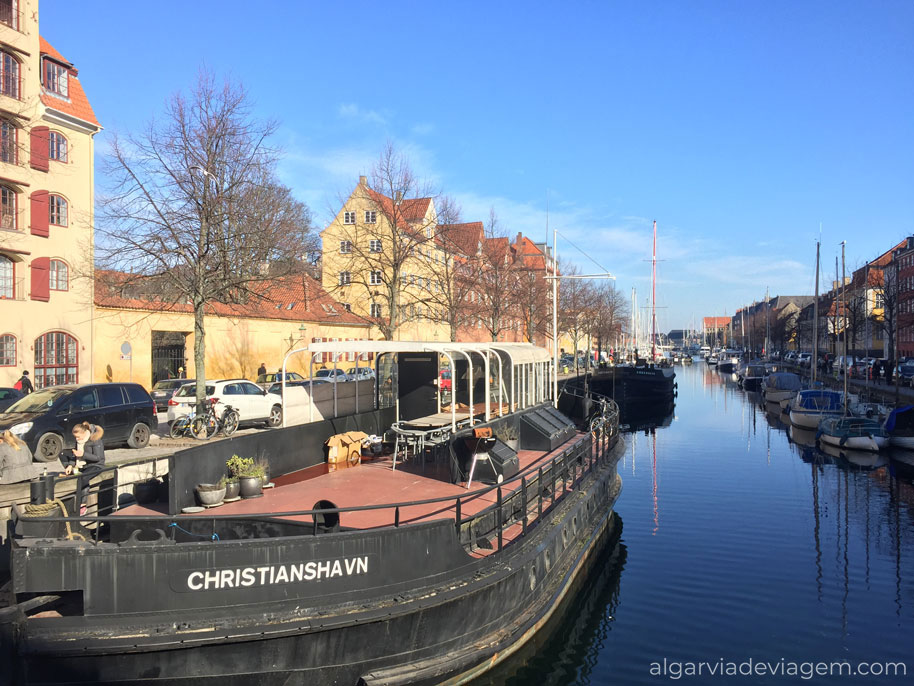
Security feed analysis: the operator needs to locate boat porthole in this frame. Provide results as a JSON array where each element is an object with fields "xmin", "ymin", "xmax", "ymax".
[
  {"xmin": 544, "ymin": 551, "xmax": 551, "ymax": 572},
  {"xmin": 562, "ymin": 528, "xmax": 569, "ymax": 548},
  {"xmin": 529, "ymin": 567, "xmax": 537, "ymax": 591}
]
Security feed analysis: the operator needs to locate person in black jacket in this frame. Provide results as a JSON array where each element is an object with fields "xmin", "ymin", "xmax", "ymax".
[
  {"xmin": 16, "ymin": 370, "xmax": 34, "ymax": 394},
  {"xmin": 60, "ymin": 422, "xmax": 105, "ymax": 515}
]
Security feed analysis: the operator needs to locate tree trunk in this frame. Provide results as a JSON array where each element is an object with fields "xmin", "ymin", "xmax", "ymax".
[{"xmin": 193, "ymin": 296, "xmax": 207, "ymax": 416}]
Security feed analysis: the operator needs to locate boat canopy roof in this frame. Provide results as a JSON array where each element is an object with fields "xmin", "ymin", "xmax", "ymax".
[
  {"xmin": 796, "ymin": 389, "xmax": 843, "ymax": 411},
  {"xmin": 304, "ymin": 340, "xmax": 552, "ymax": 365},
  {"xmin": 766, "ymin": 372, "xmax": 802, "ymax": 391},
  {"xmin": 885, "ymin": 405, "xmax": 914, "ymax": 433}
]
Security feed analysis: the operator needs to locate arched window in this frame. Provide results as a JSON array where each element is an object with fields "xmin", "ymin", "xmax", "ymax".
[
  {"xmin": 49, "ymin": 258, "xmax": 68, "ymax": 290},
  {"xmin": 0, "ymin": 254, "xmax": 12, "ymax": 298},
  {"xmin": 48, "ymin": 194, "xmax": 67, "ymax": 226},
  {"xmin": 0, "ymin": 184, "xmax": 15, "ymax": 229},
  {"xmin": 0, "ymin": 333, "xmax": 15, "ymax": 366},
  {"xmin": 34, "ymin": 331, "xmax": 78, "ymax": 388},
  {"xmin": 49, "ymin": 131, "xmax": 67, "ymax": 162},
  {"xmin": 0, "ymin": 118, "xmax": 16, "ymax": 164},
  {"xmin": 0, "ymin": 50, "xmax": 19, "ymax": 99}
]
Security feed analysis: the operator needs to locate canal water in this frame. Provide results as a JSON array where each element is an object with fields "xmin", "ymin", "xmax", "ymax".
[{"xmin": 480, "ymin": 362, "xmax": 914, "ymax": 684}]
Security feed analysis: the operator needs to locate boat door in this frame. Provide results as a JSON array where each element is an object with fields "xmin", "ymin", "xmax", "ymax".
[{"xmin": 397, "ymin": 353, "xmax": 439, "ymax": 421}]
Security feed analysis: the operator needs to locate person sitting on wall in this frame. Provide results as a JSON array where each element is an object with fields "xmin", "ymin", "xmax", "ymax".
[
  {"xmin": 59, "ymin": 422, "xmax": 106, "ymax": 516},
  {"xmin": 0, "ymin": 431, "xmax": 64, "ymax": 484}
]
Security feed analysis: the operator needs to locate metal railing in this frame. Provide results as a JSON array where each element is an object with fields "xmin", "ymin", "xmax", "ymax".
[{"xmin": 21, "ymin": 395, "xmax": 621, "ymax": 555}]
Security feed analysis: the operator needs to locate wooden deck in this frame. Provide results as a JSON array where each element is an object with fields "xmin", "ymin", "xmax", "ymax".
[{"xmin": 119, "ymin": 432, "xmax": 591, "ymax": 535}]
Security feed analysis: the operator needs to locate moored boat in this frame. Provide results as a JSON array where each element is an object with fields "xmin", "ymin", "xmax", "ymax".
[
  {"xmin": 737, "ymin": 363, "xmax": 767, "ymax": 390},
  {"xmin": 788, "ymin": 389, "xmax": 844, "ymax": 429},
  {"xmin": 717, "ymin": 350, "xmax": 741, "ymax": 374},
  {"xmin": 885, "ymin": 405, "xmax": 914, "ymax": 449},
  {"xmin": 0, "ymin": 341, "xmax": 624, "ymax": 686},
  {"xmin": 817, "ymin": 416, "xmax": 888, "ymax": 452},
  {"xmin": 762, "ymin": 372, "xmax": 802, "ymax": 406}
]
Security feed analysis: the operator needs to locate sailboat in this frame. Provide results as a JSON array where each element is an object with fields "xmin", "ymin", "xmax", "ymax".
[
  {"xmin": 588, "ymin": 221, "xmax": 676, "ymax": 404},
  {"xmin": 817, "ymin": 242, "xmax": 887, "ymax": 451}
]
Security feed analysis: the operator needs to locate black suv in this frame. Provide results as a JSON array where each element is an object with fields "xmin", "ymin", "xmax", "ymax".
[{"xmin": 0, "ymin": 383, "xmax": 157, "ymax": 461}]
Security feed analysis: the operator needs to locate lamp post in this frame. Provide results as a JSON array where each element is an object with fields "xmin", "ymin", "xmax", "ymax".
[{"xmin": 545, "ymin": 228, "xmax": 615, "ymax": 407}]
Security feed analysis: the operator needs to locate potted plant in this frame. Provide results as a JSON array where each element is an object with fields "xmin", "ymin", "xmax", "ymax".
[
  {"xmin": 227, "ymin": 455, "xmax": 263, "ymax": 498},
  {"xmin": 195, "ymin": 482, "xmax": 226, "ymax": 507},
  {"xmin": 223, "ymin": 475, "xmax": 241, "ymax": 500},
  {"xmin": 255, "ymin": 456, "xmax": 271, "ymax": 486}
]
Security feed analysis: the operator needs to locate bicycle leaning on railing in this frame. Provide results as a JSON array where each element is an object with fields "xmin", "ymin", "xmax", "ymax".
[{"xmin": 169, "ymin": 400, "xmax": 239, "ymax": 439}]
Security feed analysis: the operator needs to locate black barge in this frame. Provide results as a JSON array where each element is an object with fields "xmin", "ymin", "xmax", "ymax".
[{"xmin": 1, "ymin": 342, "xmax": 623, "ymax": 685}]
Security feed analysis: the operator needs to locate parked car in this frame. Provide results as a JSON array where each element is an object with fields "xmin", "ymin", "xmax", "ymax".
[
  {"xmin": 150, "ymin": 378, "xmax": 196, "ymax": 412},
  {"xmin": 314, "ymin": 369, "xmax": 350, "ymax": 383},
  {"xmin": 0, "ymin": 383, "xmax": 156, "ymax": 461},
  {"xmin": 898, "ymin": 361, "xmax": 914, "ymax": 386},
  {"xmin": 797, "ymin": 352, "xmax": 812, "ymax": 367},
  {"xmin": 167, "ymin": 379, "xmax": 283, "ymax": 428},
  {"xmin": 267, "ymin": 379, "xmax": 330, "ymax": 395},
  {"xmin": 255, "ymin": 371, "xmax": 305, "ymax": 390},
  {"xmin": 0, "ymin": 387, "xmax": 24, "ymax": 412},
  {"xmin": 345, "ymin": 366, "xmax": 376, "ymax": 381},
  {"xmin": 784, "ymin": 351, "xmax": 797, "ymax": 363},
  {"xmin": 439, "ymin": 369, "xmax": 452, "ymax": 392}
]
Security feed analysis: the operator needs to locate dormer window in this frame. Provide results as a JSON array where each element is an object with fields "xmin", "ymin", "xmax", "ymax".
[{"xmin": 43, "ymin": 59, "xmax": 68, "ymax": 98}]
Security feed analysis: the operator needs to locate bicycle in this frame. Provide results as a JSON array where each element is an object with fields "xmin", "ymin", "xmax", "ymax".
[{"xmin": 170, "ymin": 401, "xmax": 239, "ymax": 439}]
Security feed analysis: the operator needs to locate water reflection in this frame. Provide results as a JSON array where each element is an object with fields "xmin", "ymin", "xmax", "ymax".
[{"xmin": 476, "ymin": 520, "xmax": 627, "ymax": 686}]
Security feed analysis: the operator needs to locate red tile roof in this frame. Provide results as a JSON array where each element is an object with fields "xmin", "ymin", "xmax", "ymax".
[
  {"xmin": 363, "ymin": 188, "xmax": 433, "ymax": 229},
  {"xmin": 703, "ymin": 316, "xmax": 731, "ymax": 329},
  {"xmin": 95, "ymin": 271, "xmax": 369, "ymax": 326},
  {"xmin": 511, "ymin": 235, "xmax": 548, "ymax": 271},
  {"xmin": 440, "ymin": 221, "xmax": 484, "ymax": 256},
  {"xmin": 38, "ymin": 37, "xmax": 100, "ymax": 128}
]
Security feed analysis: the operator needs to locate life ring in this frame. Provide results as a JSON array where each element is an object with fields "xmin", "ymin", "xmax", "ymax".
[{"xmin": 348, "ymin": 451, "xmax": 361, "ymax": 467}]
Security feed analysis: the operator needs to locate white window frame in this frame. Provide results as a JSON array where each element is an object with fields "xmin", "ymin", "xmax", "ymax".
[
  {"xmin": 338, "ymin": 271, "xmax": 351, "ymax": 286},
  {"xmin": 339, "ymin": 240, "xmax": 352, "ymax": 254},
  {"xmin": 365, "ymin": 210, "xmax": 376, "ymax": 224},
  {"xmin": 370, "ymin": 303, "xmax": 382, "ymax": 318},
  {"xmin": 369, "ymin": 239, "xmax": 382, "ymax": 253},
  {"xmin": 343, "ymin": 211, "xmax": 356, "ymax": 225},
  {"xmin": 49, "ymin": 131, "xmax": 67, "ymax": 162},
  {"xmin": 369, "ymin": 270, "xmax": 382, "ymax": 285}
]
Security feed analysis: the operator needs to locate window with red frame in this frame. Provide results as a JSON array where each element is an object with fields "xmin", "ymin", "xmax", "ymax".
[
  {"xmin": 49, "ymin": 194, "xmax": 67, "ymax": 226},
  {"xmin": 0, "ymin": 0, "xmax": 19, "ymax": 31},
  {"xmin": 49, "ymin": 259, "xmax": 67, "ymax": 290},
  {"xmin": 0, "ymin": 51, "xmax": 19, "ymax": 99},
  {"xmin": 49, "ymin": 131, "xmax": 67, "ymax": 162},
  {"xmin": 0, "ymin": 119, "xmax": 15, "ymax": 164},
  {"xmin": 0, "ymin": 185, "xmax": 14, "ymax": 228},
  {"xmin": 0, "ymin": 333, "xmax": 15, "ymax": 366},
  {"xmin": 34, "ymin": 331, "xmax": 78, "ymax": 388},
  {"xmin": 43, "ymin": 59, "xmax": 68, "ymax": 98},
  {"xmin": 0, "ymin": 254, "xmax": 12, "ymax": 298}
]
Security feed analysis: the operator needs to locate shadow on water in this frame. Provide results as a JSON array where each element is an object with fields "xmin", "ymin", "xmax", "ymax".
[
  {"xmin": 472, "ymin": 518, "xmax": 627, "ymax": 686},
  {"xmin": 619, "ymin": 400, "xmax": 675, "ymax": 434}
]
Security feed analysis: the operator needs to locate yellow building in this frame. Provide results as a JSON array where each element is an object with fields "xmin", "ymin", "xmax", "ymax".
[
  {"xmin": 94, "ymin": 273, "xmax": 372, "ymax": 387},
  {"xmin": 0, "ymin": 0, "xmax": 100, "ymax": 388},
  {"xmin": 320, "ymin": 176, "xmax": 451, "ymax": 341}
]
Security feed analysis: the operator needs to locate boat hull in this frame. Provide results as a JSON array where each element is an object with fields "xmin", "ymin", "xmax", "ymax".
[
  {"xmin": 890, "ymin": 435, "xmax": 914, "ymax": 450},
  {"xmin": 819, "ymin": 432, "xmax": 887, "ymax": 452},
  {"xmin": 2, "ymin": 441, "xmax": 625, "ymax": 686},
  {"xmin": 585, "ymin": 367, "xmax": 676, "ymax": 405},
  {"xmin": 789, "ymin": 408, "xmax": 840, "ymax": 429}
]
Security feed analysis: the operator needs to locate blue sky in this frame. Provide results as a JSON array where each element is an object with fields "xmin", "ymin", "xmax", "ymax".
[{"xmin": 43, "ymin": 1, "xmax": 913, "ymax": 331}]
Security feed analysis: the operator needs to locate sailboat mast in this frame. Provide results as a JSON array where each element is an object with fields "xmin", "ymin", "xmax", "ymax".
[
  {"xmin": 812, "ymin": 240, "xmax": 820, "ymax": 384},
  {"xmin": 842, "ymin": 241, "xmax": 847, "ymax": 414},
  {"xmin": 765, "ymin": 286, "xmax": 770, "ymax": 357},
  {"xmin": 651, "ymin": 220, "xmax": 657, "ymax": 363}
]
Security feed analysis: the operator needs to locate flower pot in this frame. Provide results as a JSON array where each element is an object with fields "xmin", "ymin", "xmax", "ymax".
[
  {"xmin": 133, "ymin": 479, "xmax": 160, "ymax": 505},
  {"xmin": 224, "ymin": 480, "xmax": 241, "ymax": 500},
  {"xmin": 239, "ymin": 476, "xmax": 263, "ymax": 498},
  {"xmin": 195, "ymin": 484, "xmax": 226, "ymax": 506}
]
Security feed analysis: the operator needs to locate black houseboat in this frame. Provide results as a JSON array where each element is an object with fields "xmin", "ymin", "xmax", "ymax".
[{"xmin": 1, "ymin": 342, "xmax": 623, "ymax": 685}]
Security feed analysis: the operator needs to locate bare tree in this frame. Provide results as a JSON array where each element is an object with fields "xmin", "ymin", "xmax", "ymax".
[
  {"xmin": 476, "ymin": 209, "xmax": 518, "ymax": 341},
  {"xmin": 589, "ymin": 282, "xmax": 628, "ymax": 360},
  {"xmin": 872, "ymin": 263, "xmax": 899, "ymax": 364},
  {"xmin": 427, "ymin": 197, "xmax": 482, "ymax": 341},
  {"xmin": 558, "ymin": 261, "xmax": 597, "ymax": 374},
  {"xmin": 512, "ymin": 251, "xmax": 552, "ymax": 345},
  {"xmin": 97, "ymin": 71, "xmax": 314, "ymax": 411},
  {"xmin": 330, "ymin": 143, "xmax": 438, "ymax": 340}
]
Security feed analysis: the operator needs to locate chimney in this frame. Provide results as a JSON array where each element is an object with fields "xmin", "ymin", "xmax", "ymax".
[
  {"xmin": 394, "ymin": 190, "xmax": 403, "ymax": 203},
  {"xmin": 359, "ymin": 175, "xmax": 367, "ymax": 186},
  {"xmin": 516, "ymin": 232, "xmax": 523, "ymax": 246}
]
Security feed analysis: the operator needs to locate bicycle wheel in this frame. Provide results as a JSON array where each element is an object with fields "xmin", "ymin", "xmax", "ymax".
[
  {"xmin": 191, "ymin": 415, "xmax": 217, "ymax": 440},
  {"xmin": 170, "ymin": 419, "xmax": 186, "ymax": 439},
  {"xmin": 222, "ymin": 410, "xmax": 239, "ymax": 437}
]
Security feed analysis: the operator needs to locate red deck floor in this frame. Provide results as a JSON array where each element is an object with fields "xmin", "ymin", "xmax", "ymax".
[{"xmin": 119, "ymin": 433, "xmax": 590, "ymax": 533}]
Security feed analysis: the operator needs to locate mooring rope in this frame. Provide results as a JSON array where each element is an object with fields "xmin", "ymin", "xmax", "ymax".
[{"xmin": 20, "ymin": 499, "xmax": 86, "ymax": 541}]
